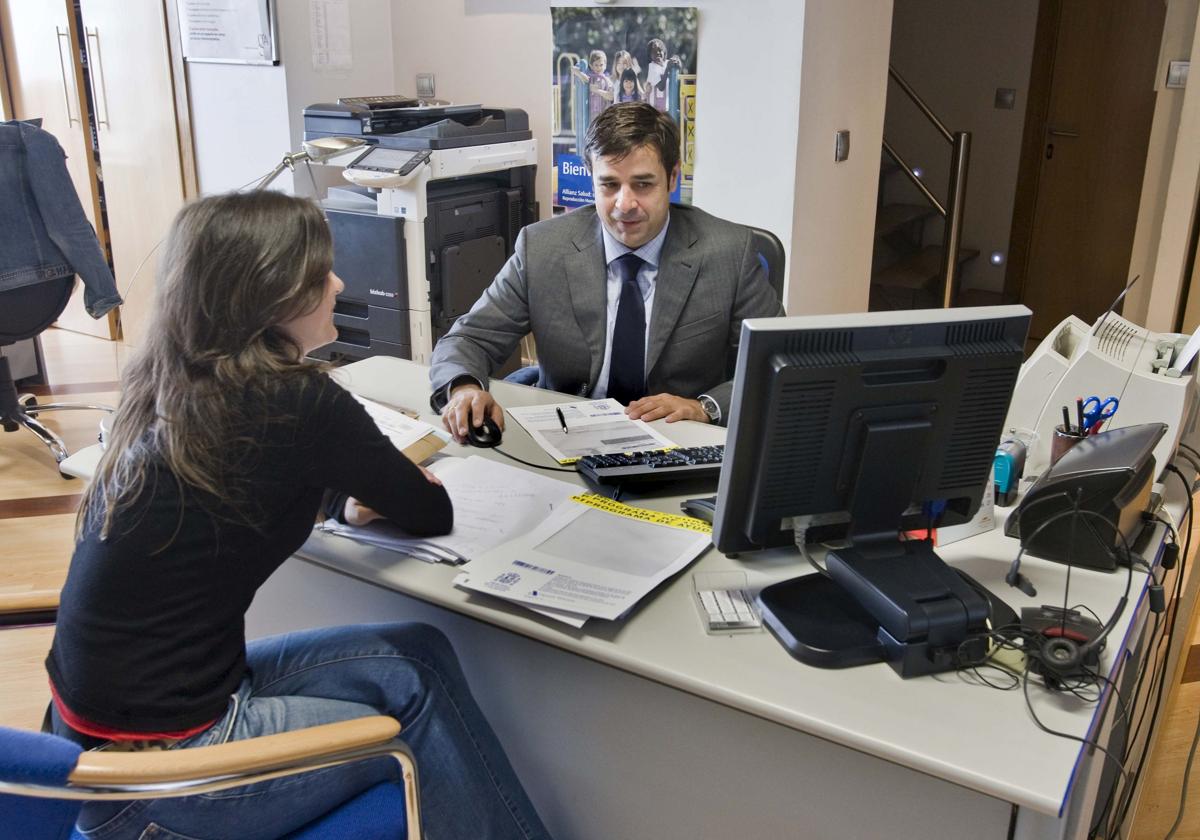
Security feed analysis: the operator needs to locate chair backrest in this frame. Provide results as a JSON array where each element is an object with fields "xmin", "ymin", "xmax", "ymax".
[
  {"xmin": 746, "ymin": 226, "xmax": 786, "ymax": 307},
  {"xmin": 0, "ymin": 277, "xmax": 75, "ymax": 345},
  {"xmin": 0, "ymin": 726, "xmax": 85, "ymax": 840}
]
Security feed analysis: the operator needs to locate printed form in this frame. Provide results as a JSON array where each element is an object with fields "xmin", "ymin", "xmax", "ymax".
[
  {"xmin": 506, "ymin": 399, "xmax": 676, "ymax": 463},
  {"xmin": 455, "ymin": 494, "xmax": 712, "ymax": 625}
]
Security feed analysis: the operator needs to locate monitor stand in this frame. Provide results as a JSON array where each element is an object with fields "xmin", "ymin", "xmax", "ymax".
[{"xmin": 758, "ymin": 542, "xmax": 998, "ymax": 678}]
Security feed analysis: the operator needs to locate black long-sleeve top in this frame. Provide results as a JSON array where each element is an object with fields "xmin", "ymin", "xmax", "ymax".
[{"xmin": 47, "ymin": 374, "xmax": 452, "ymax": 733}]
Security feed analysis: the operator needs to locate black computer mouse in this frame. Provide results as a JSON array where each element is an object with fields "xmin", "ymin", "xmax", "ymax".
[{"xmin": 466, "ymin": 417, "xmax": 503, "ymax": 448}]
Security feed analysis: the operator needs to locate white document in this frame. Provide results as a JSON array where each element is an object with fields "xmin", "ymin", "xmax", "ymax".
[
  {"xmin": 453, "ymin": 572, "xmax": 589, "ymax": 628},
  {"xmin": 352, "ymin": 394, "xmax": 446, "ymax": 452},
  {"xmin": 317, "ymin": 455, "xmax": 578, "ymax": 564},
  {"xmin": 456, "ymin": 497, "xmax": 712, "ymax": 621},
  {"xmin": 310, "ymin": 0, "xmax": 352, "ymax": 71},
  {"xmin": 507, "ymin": 399, "xmax": 677, "ymax": 463}
]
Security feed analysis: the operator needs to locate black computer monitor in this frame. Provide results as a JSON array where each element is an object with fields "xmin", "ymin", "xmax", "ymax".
[{"xmin": 712, "ymin": 305, "xmax": 1031, "ymax": 677}]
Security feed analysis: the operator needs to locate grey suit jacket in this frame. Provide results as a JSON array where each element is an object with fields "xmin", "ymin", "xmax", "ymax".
[{"xmin": 429, "ymin": 204, "xmax": 783, "ymax": 423}]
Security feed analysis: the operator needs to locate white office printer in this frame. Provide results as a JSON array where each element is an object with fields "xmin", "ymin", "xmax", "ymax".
[{"xmin": 1005, "ymin": 313, "xmax": 1197, "ymax": 478}]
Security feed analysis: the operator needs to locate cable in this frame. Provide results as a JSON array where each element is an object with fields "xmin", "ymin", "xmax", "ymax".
[
  {"xmin": 1106, "ymin": 465, "xmax": 1193, "ymax": 834},
  {"xmin": 1022, "ymin": 661, "xmax": 1131, "ymax": 792},
  {"xmin": 1171, "ymin": 446, "xmax": 1200, "ymax": 478},
  {"xmin": 1164, "ymin": 692, "xmax": 1200, "ymax": 838},
  {"xmin": 492, "ymin": 447, "xmax": 577, "ymax": 473}
]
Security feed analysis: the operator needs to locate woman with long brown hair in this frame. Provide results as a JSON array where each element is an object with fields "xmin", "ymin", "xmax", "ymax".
[{"xmin": 46, "ymin": 191, "xmax": 550, "ymax": 840}]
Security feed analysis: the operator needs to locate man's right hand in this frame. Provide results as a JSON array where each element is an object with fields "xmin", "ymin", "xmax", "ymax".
[{"xmin": 442, "ymin": 383, "xmax": 505, "ymax": 444}]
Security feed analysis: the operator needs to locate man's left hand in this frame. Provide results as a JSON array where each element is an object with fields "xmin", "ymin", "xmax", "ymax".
[{"xmin": 625, "ymin": 393, "xmax": 708, "ymax": 423}]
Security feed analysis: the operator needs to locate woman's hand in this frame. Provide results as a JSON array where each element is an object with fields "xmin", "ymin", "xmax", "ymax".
[{"xmin": 343, "ymin": 497, "xmax": 382, "ymax": 527}]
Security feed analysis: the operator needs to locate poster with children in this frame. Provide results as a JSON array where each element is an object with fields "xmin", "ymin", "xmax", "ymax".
[{"xmin": 551, "ymin": 7, "xmax": 698, "ymax": 211}]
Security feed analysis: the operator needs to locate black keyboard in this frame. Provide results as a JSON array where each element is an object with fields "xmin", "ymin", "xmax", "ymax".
[{"xmin": 576, "ymin": 445, "xmax": 724, "ymax": 486}]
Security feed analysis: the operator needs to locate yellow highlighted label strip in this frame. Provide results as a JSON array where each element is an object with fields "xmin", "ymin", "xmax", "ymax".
[{"xmin": 570, "ymin": 493, "xmax": 713, "ymax": 534}]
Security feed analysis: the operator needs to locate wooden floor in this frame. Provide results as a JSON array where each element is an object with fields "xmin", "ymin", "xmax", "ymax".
[{"xmin": 2, "ymin": 327, "xmax": 1198, "ymax": 837}]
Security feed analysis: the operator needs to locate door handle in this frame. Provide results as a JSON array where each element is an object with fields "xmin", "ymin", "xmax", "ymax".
[
  {"xmin": 1047, "ymin": 129, "xmax": 1079, "ymax": 138},
  {"xmin": 84, "ymin": 27, "xmax": 110, "ymax": 129},
  {"xmin": 55, "ymin": 27, "xmax": 80, "ymax": 125}
]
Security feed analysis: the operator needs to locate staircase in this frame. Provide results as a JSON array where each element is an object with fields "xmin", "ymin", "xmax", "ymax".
[{"xmin": 869, "ymin": 66, "xmax": 976, "ymax": 311}]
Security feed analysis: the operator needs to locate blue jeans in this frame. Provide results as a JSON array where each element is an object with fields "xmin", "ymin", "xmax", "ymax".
[{"xmin": 70, "ymin": 623, "xmax": 551, "ymax": 840}]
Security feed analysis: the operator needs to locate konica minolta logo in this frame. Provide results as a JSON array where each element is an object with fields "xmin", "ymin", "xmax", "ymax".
[{"xmin": 369, "ymin": 288, "xmax": 397, "ymax": 298}]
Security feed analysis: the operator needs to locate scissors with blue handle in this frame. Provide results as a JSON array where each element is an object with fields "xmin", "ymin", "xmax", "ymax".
[{"xmin": 1081, "ymin": 395, "xmax": 1118, "ymax": 433}]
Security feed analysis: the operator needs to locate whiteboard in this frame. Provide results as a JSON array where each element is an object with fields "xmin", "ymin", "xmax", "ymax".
[{"xmin": 176, "ymin": 0, "xmax": 278, "ymax": 65}]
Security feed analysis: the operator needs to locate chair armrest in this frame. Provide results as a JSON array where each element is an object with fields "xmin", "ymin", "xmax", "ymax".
[
  {"xmin": 69, "ymin": 716, "xmax": 402, "ymax": 786},
  {"xmin": 0, "ymin": 590, "xmax": 60, "ymax": 613},
  {"xmin": 0, "ymin": 590, "xmax": 60, "ymax": 626}
]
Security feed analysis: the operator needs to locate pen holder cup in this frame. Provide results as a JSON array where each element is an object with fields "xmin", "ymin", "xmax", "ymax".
[{"xmin": 1049, "ymin": 424, "xmax": 1085, "ymax": 467}]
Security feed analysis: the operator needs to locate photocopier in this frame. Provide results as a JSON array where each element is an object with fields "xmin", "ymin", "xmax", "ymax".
[{"xmin": 303, "ymin": 97, "xmax": 538, "ymax": 366}]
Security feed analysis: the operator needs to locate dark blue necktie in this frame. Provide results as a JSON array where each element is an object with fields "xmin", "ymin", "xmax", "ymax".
[{"xmin": 608, "ymin": 252, "xmax": 647, "ymax": 406}]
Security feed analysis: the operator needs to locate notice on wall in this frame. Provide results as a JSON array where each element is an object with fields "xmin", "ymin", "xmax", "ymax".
[
  {"xmin": 177, "ymin": 0, "xmax": 277, "ymax": 65},
  {"xmin": 551, "ymin": 7, "xmax": 698, "ymax": 211},
  {"xmin": 310, "ymin": 0, "xmax": 353, "ymax": 72}
]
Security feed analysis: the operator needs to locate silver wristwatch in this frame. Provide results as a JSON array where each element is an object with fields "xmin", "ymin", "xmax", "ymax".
[{"xmin": 698, "ymin": 394, "xmax": 721, "ymax": 424}]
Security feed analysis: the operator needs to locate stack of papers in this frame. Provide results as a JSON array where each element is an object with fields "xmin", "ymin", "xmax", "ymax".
[
  {"xmin": 506, "ymin": 398, "xmax": 676, "ymax": 463},
  {"xmin": 454, "ymin": 493, "xmax": 712, "ymax": 628},
  {"xmin": 352, "ymin": 394, "xmax": 447, "ymax": 463},
  {"xmin": 317, "ymin": 455, "xmax": 579, "ymax": 565}
]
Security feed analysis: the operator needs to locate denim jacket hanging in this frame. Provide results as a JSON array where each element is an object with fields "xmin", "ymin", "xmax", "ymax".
[{"xmin": 0, "ymin": 119, "xmax": 121, "ymax": 318}]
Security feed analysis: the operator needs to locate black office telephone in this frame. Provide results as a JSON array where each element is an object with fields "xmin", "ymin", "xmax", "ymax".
[{"xmin": 336, "ymin": 95, "xmax": 420, "ymax": 110}]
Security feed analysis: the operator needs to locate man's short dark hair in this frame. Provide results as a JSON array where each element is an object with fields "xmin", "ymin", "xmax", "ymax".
[{"xmin": 582, "ymin": 102, "xmax": 680, "ymax": 177}]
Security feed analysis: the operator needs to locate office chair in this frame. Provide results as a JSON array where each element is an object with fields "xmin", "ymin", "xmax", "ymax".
[
  {"xmin": 503, "ymin": 223, "xmax": 787, "ymax": 386},
  {"xmin": 0, "ymin": 583, "xmax": 423, "ymax": 839},
  {"xmin": 0, "ymin": 717, "xmax": 421, "ymax": 840},
  {"xmin": 0, "ymin": 277, "xmax": 113, "ymax": 476},
  {"xmin": 746, "ymin": 225, "xmax": 786, "ymax": 305}
]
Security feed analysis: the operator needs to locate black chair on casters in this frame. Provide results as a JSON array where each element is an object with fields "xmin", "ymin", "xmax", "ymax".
[{"xmin": 0, "ymin": 278, "xmax": 114, "ymax": 477}]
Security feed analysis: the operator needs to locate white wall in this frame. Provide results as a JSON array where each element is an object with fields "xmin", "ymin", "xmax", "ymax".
[
  {"xmin": 789, "ymin": 0, "xmax": 893, "ymax": 314},
  {"xmin": 188, "ymin": 0, "xmax": 396, "ymax": 195},
  {"xmin": 390, "ymin": 1, "xmax": 552, "ymax": 211},
  {"xmin": 189, "ymin": 62, "xmax": 293, "ymax": 193},
  {"xmin": 389, "ymin": 0, "xmax": 892, "ymax": 315},
  {"xmin": 885, "ymin": 0, "xmax": 1039, "ymax": 296},
  {"xmin": 185, "ymin": 0, "xmax": 894, "ymax": 314}
]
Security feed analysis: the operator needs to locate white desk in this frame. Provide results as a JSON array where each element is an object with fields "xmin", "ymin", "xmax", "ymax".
[{"xmin": 70, "ymin": 357, "xmax": 1195, "ymax": 839}]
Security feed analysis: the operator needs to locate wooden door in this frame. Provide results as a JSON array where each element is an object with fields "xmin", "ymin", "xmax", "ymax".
[
  {"xmin": 0, "ymin": 0, "xmax": 118, "ymax": 339},
  {"xmin": 1016, "ymin": 0, "xmax": 1165, "ymax": 342},
  {"xmin": 78, "ymin": 0, "xmax": 185, "ymax": 349}
]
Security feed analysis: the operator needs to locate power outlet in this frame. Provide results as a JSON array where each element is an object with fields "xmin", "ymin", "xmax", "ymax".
[{"xmin": 416, "ymin": 73, "xmax": 435, "ymax": 98}]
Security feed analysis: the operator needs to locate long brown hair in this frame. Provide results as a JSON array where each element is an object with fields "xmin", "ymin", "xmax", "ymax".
[{"xmin": 79, "ymin": 191, "xmax": 334, "ymax": 540}]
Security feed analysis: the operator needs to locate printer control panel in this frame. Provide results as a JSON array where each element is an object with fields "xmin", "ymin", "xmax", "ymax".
[{"xmin": 342, "ymin": 147, "xmax": 432, "ymax": 188}]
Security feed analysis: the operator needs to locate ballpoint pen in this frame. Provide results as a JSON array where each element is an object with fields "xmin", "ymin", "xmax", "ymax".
[{"xmin": 555, "ymin": 406, "xmax": 569, "ymax": 434}]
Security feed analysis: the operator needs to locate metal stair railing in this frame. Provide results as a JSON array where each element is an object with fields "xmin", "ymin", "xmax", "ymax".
[{"xmin": 882, "ymin": 65, "xmax": 971, "ymax": 308}]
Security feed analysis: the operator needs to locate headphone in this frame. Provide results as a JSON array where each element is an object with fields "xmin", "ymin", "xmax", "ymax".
[{"xmin": 1005, "ymin": 489, "xmax": 1134, "ymax": 680}]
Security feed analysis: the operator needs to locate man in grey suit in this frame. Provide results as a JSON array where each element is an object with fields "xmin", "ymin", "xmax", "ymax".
[{"xmin": 430, "ymin": 102, "xmax": 782, "ymax": 441}]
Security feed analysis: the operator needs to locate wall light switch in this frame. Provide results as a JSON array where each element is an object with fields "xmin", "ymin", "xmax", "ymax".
[
  {"xmin": 994, "ymin": 88, "xmax": 1016, "ymax": 109},
  {"xmin": 416, "ymin": 73, "xmax": 436, "ymax": 97},
  {"xmin": 834, "ymin": 129, "xmax": 850, "ymax": 162},
  {"xmin": 1167, "ymin": 61, "xmax": 1189, "ymax": 89}
]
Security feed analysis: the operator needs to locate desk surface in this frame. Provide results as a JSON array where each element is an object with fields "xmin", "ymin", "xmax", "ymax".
[{"xmin": 281, "ymin": 355, "xmax": 1168, "ymax": 818}]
